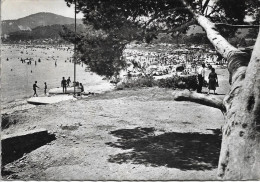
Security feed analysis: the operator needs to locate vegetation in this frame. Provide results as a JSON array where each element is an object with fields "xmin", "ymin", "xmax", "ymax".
[
  {"xmin": 116, "ymin": 75, "xmax": 156, "ymax": 90},
  {"xmin": 4, "ymin": 24, "xmax": 86, "ymax": 42},
  {"xmin": 64, "ymin": 0, "xmax": 259, "ymax": 77},
  {"xmin": 116, "ymin": 75, "xmax": 197, "ymax": 91},
  {"xmin": 157, "ymin": 75, "xmax": 197, "ymax": 90}
]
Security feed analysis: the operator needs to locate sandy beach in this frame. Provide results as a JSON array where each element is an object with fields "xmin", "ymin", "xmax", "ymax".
[
  {"xmin": 1, "ymin": 44, "xmax": 114, "ymax": 105},
  {"xmin": 1, "ymin": 67, "xmax": 230, "ymax": 180}
]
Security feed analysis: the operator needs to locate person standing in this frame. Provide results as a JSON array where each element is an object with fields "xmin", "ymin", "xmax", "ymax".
[
  {"xmin": 197, "ymin": 63, "xmax": 206, "ymax": 93},
  {"xmin": 61, "ymin": 77, "xmax": 67, "ymax": 93},
  {"xmin": 33, "ymin": 81, "xmax": 39, "ymax": 97},
  {"xmin": 207, "ymin": 68, "xmax": 218, "ymax": 95},
  {"xmin": 79, "ymin": 83, "xmax": 84, "ymax": 92},
  {"xmin": 44, "ymin": 82, "xmax": 47, "ymax": 95},
  {"xmin": 67, "ymin": 77, "xmax": 71, "ymax": 87}
]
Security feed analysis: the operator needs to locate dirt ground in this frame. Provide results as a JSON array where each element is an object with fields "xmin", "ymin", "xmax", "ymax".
[{"xmin": 1, "ymin": 68, "xmax": 230, "ymax": 180}]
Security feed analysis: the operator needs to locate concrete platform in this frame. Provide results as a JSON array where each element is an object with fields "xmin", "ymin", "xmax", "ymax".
[{"xmin": 27, "ymin": 95, "xmax": 76, "ymax": 105}]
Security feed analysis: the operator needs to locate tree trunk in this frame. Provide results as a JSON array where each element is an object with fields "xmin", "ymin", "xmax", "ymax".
[
  {"xmin": 218, "ymin": 28, "xmax": 260, "ymax": 180},
  {"xmin": 178, "ymin": 0, "xmax": 260, "ymax": 179}
]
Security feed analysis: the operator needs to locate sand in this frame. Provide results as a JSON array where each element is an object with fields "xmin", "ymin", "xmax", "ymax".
[{"xmin": 1, "ymin": 68, "xmax": 230, "ymax": 180}]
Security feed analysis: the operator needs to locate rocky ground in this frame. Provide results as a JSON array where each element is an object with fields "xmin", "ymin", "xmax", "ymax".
[{"xmin": 1, "ymin": 68, "xmax": 229, "ymax": 180}]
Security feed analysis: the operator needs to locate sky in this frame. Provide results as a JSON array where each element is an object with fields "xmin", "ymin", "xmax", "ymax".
[{"xmin": 1, "ymin": 0, "xmax": 84, "ymax": 20}]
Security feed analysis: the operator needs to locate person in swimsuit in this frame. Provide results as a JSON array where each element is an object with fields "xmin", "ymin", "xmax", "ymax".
[
  {"xmin": 61, "ymin": 77, "xmax": 67, "ymax": 93},
  {"xmin": 33, "ymin": 81, "xmax": 39, "ymax": 97}
]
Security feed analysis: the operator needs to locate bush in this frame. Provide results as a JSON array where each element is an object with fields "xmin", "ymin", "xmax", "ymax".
[
  {"xmin": 181, "ymin": 75, "xmax": 198, "ymax": 90},
  {"xmin": 157, "ymin": 76, "xmax": 180, "ymax": 88},
  {"xmin": 116, "ymin": 74, "xmax": 198, "ymax": 90},
  {"xmin": 116, "ymin": 75, "xmax": 156, "ymax": 89},
  {"xmin": 158, "ymin": 75, "xmax": 198, "ymax": 90}
]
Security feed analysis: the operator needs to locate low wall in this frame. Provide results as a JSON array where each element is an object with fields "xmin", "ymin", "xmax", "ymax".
[{"xmin": 1, "ymin": 129, "xmax": 56, "ymax": 165}]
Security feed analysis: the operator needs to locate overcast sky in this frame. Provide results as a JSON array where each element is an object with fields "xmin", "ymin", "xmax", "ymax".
[{"xmin": 1, "ymin": 0, "xmax": 84, "ymax": 20}]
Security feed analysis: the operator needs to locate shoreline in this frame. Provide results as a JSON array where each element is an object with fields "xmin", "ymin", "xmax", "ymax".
[
  {"xmin": 1, "ymin": 84, "xmax": 116, "ymax": 115},
  {"xmin": 1, "ymin": 67, "xmax": 229, "ymax": 116}
]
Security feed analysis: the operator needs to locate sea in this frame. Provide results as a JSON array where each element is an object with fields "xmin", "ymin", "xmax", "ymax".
[{"xmin": 1, "ymin": 44, "xmax": 114, "ymax": 106}]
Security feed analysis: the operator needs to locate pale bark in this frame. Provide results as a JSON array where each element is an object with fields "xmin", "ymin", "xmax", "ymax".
[
  {"xmin": 218, "ymin": 27, "xmax": 260, "ymax": 180},
  {"xmin": 182, "ymin": 0, "xmax": 251, "ymax": 82},
  {"xmin": 177, "ymin": 0, "xmax": 260, "ymax": 179},
  {"xmin": 173, "ymin": 90, "xmax": 225, "ymax": 111}
]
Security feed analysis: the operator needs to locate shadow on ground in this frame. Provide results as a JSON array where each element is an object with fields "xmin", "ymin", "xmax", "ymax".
[{"xmin": 106, "ymin": 127, "xmax": 221, "ymax": 171}]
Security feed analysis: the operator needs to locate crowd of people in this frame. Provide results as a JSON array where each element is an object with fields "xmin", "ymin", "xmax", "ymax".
[
  {"xmin": 122, "ymin": 47, "xmax": 221, "ymax": 77},
  {"xmin": 61, "ymin": 77, "xmax": 84, "ymax": 93},
  {"xmin": 28, "ymin": 43, "xmax": 222, "ymax": 96},
  {"xmin": 122, "ymin": 45, "xmax": 221, "ymax": 94}
]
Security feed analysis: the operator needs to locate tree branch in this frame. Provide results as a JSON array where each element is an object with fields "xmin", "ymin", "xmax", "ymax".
[
  {"xmin": 206, "ymin": 6, "xmax": 221, "ymax": 17},
  {"xmin": 181, "ymin": 0, "xmax": 237, "ymax": 58},
  {"xmin": 156, "ymin": 19, "xmax": 196, "ymax": 34},
  {"xmin": 215, "ymin": 23, "xmax": 260, "ymax": 29},
  {"xmin": 142, "ymin": 7, "xmax": 189, "ymax": 29},
  {"xmin": 181, "ymin": 0, "xmax": 250, "ymax": 83},
  {"xmin": 173, "ymin": 90, "xmax": 226, "ymax": 112},
  {"xmin": 202, "ymin": 0, "xmax": 210, "ymax": 14}
]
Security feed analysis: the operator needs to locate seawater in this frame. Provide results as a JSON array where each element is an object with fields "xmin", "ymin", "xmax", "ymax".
[{"xmin": 1, "ymin": 44, "xmax": 113, "ymax": 105}]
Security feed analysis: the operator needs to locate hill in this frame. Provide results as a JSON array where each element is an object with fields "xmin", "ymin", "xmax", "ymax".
[
  {"xmin": 1, "ymin": 12, "xmax": 83, "ymax": 35},
  {"xmin": 3, "ymin": 24, "xmax": 88, "ymax": 44},
  {"xmin": 8, "ymin": 24, "xmax": 85, "ymax": 40}
]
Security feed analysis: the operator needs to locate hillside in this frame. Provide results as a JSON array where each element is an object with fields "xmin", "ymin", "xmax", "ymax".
[
  {"xmin": 1, "ymin": 12, "xmax": 83, "ymax": 35},
  {"xmin": 6, "ymin": 24, "xmax": 87, "ymax": 42}
]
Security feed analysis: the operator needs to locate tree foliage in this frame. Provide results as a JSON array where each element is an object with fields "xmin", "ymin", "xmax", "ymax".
[{"xmin": 64, "ymin": 0, "xmax": 259, "ymax": 77}]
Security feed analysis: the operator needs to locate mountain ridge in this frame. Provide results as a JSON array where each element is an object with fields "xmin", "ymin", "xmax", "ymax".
[{"xmin": 2, "ymin": 12, "xmax": 83, "ymax": 35}]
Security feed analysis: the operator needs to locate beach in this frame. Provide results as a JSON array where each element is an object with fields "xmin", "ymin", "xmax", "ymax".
[
  {"xmin": 1, "ymin": 66, "xmax": 230, "ymax": 180},
  {"xmin": 1, "ymin": 44, "xmax": 114, "ymax": 115},
  {"xmin": 1, "ymin": 44, "xmax": 114, "ymax": 105}
]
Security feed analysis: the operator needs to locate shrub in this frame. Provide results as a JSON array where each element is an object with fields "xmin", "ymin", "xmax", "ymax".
[
  {"xmin": 158, "ymin": 75, "xmax": 198, "ymax": 90},
  {"xmin": 180, "ymin": 75, "xmax": 198, "ymax": 90},
  {"xmin": 116, "ymin": 74, "xmax": 198, "ymax": 90},
  {"xmin": 157, "ymin": 76, "xmax": 179, "ymax": 88},
  {"xmin": 116, "ymin": 75, "xmax": 156, "ymax": 89}
]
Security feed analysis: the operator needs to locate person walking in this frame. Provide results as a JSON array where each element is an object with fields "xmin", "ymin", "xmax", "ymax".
[
  {"xmin": 61, "ymin": 77, "xmax": 67, "ymax": 93},
  {"xmin": 207, "ymin": 68, "xmax": 218, "ymax": 95},
  {"xmin": 197, "ymin": 63, "xmax": 206, "ymax": 93},
  {"xmin": 67, "ymin": 77, "xmax": 71, "ymax": 87},
  {"xmin": 44, "ymin": 82, "xmax": 47, "ymax": 95},
  {"xmin": 33, "ymin": 81, "xmax": 39, "ymax": 97}
]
